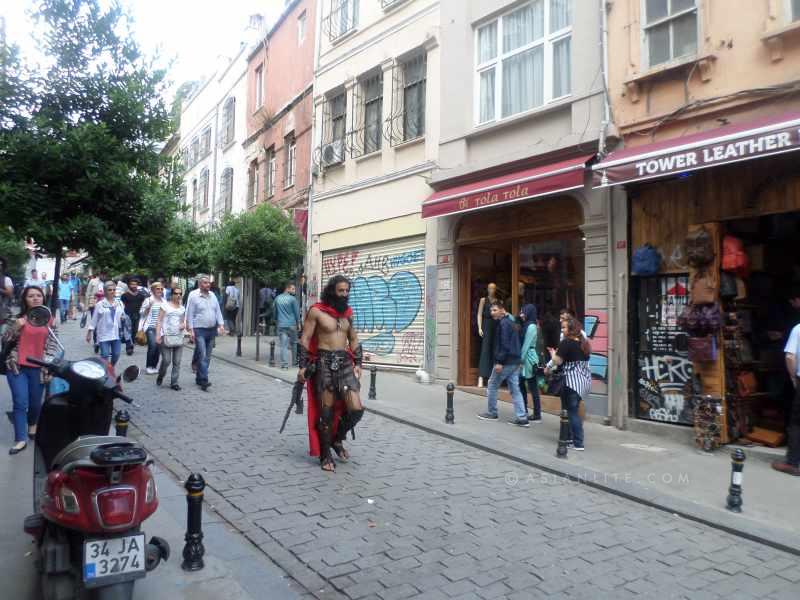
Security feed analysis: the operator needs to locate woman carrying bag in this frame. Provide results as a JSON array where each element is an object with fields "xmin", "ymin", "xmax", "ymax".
[
  {"xmin": 2, "ymin": 286, "xmax": 60, "ymax": 455},
  {"xmin": 139, "ymin": 282, "xmax": 165, "ymax": 374},
  {"xmin": 155, "ymin": 286, "xmax": 186, "ymax": 390},
  {"xmin": 545, "ymin": 316, "xmax": 592, "ymax": 451},
  {"xmin": 518, "ymin": 304, "xmax": 542, "ymax": 423}
]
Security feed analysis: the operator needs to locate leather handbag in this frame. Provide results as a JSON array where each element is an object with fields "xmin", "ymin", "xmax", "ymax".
[
  {"xmin": 690, "ymin": 274, "xmax": 717, "ymax": 305},
  {"xmin": 736, "ymin": 372, "xmax": 758, "ymax": 397},
  {"xmin": 686, "ymin": 227, "xmax": 715, "ymax": 269},
  {"xmin": 678, "ymin": 303, "xmax": 722, "ymax": 336},
  {"xmin": 688, "ymin": 335, "xmax": 718, "ymax": 362},
  {"xmin": 546, "ymin": 368, "xmax": 565, "ymax": 396},
  {"xmin": 135, "ymin": 330, "xmax": 147, "ymax": 346}
]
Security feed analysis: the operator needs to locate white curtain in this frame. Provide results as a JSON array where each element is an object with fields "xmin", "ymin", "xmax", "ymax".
[
  {"xmin": 550, "ymin": 0, "xmax": 572, "ymax": 31},
  {"xmin": 503, "ymin": 2, "xmax": 541, "ymax": 52},
  {"xmin": 553, "ymin": 37, "xmax": 571, "ymax": 97},
  {"xmin": 502, "ymin": 46, "xmax": 542, "ymax": 118},
  {"xmin": 477, "ymin": 22, "xmax": 497, "ymax": 63},
  {"xmin": 479, "ymin": 69, "xmax": 496, "ymax": 123}
]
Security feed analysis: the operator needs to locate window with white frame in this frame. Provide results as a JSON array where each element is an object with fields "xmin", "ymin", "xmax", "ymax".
[
  {"xmin": 324, "ymin": 0, "xmax": 358, "ymax": 41},
  {"xmin": 402, "ymin": 53, "xmax": 426, "ymax": 142},
  {"xmin": 643, "ymin": 0, "xmax": 698, "ymax": 68},
  {"xmin": 247, "ymin": 160, "xmax": 259, "ymax": 207},
  {"xmin": 285, "ymin": 135, "xmax": 296, "ymax": 188},
  {"xmin": 255, "ymin": 65, "xmax": 264, "ymax": 108},
  {"xmin": 221, "ymin": 97, "xmax": 235, "ymax": 147},
  {"xmin": 190, "ymin": 137, "xmax": 200, "ymax": 166},
  {"xmin": 200, "ymin": 127, "xmax": 212, "ymax": 157},
  {"xmin": 792, "ymin": 0, "xmax": 800, "ymax": 21},
  {"xmin": 267, "ymin": 148, "xmax": 277, "ymax": 197},
  {"xmin": 475, "ymin": 0, "xmax": 572, "ymax": 125},
  {"xmin": 219, "ymin": 167, "xmax": 233, "ymax": 214},
  {"xmin": 298, "ymin": 11, "xmax": 307, "ymax": 44},
  {"xmin": 199, "ymin": 168, "xmax": 209, "ymax": 210},
  {"xmin": 191, "ymin": 179, "xmax": 198, "ymax": 219},
  {"xmin": 361, "ymin": 71, "xmax": 383, "ymax": 155}
]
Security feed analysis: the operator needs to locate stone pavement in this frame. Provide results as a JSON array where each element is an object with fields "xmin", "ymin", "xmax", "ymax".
[
  {"xmin": 45, "ymin": 322, "xmax": 800, "ymax": 600},
  {"xmin": 211, "ymin": 334, "xmax": 800, "ymax": 553}
]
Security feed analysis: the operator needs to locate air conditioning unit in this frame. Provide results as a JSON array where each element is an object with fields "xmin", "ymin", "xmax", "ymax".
[{"xmin": 321, "ymin": 140, "xmax": 345, "ymax": 166}]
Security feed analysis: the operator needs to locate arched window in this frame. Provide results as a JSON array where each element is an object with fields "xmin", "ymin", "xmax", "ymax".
[
  {"xmin": 222, "ymin": 97, "xmax": 236, "ymax": 146},
  {"xmin": 220, "ymin": 167, "xmax": 234, "ymax": 213},
  {"xmin": 199, "ymin": 168, "xmax": 209, "ymax": 209}
]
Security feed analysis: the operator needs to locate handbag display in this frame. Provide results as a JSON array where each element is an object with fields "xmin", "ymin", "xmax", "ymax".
[
  {"xmin": 690, "ymin": 274, "xmax": 717, "ymax": 305},
  {"xmin": 685, "ymin": 227, "xmax": 715, "ymax": 269},
  {"xmin": 678, "ymin": 303, "xmax": 722, "ymax": 336},
  {"xmin": 688, "ymin": 335, "xmax": 718, "ymax": 362},
  {"xmin": 722, "ymin": 235, "xmax": 749, "ymax": 275},
  {"xmin": 632, "ymin": 244, "xmax": 662, "ymax": 276},
  {"xmin": 736, "ymin": 371, "xmax": 758, "ymax": 397}
]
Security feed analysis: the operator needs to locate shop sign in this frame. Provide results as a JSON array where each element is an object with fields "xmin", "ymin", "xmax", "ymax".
[{"xmin": 594, "ymin": 116, "xmax": 800, "ymax": 187}]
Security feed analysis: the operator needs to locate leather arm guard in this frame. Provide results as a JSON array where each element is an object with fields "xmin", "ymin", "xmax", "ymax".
[
  {"xmin": 298, "ymin": 344, "xmax": 310, "ymax": 369},
  {"xmin": 352, "ymin": 344, "xmax": 364, "ymax": 367}
]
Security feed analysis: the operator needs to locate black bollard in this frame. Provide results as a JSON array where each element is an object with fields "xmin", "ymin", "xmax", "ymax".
[
  {"xmin": 269, "ymin": 340, "xmax": 276, "ymax": 367},
  {"xmin": 236, "ymin": 333, "xmax": 242, "ymax": 357},
  {"xmin": 368, "ymin": 365, "xmax": 377, "ymax": 400},
  {"xmin": 114, "ymin": 409, "xmax": 130, "ymax": 437},
  {"xmin": 255, "ymin": 326, "xmax": 261, "ymax": 362},
  {"xmin": 181, "ymin": 473, "xmax": 206, "ymax": 571},
  {"xmin": 445, "ymin": 383, "xmax": 455, "ymax": 424},
  {"xmin": 556, "ymin": 409, "xmax": 570, "ymax": 459},
  {"xmin": 726, "ymin": 448, "xmax": 746, "ymax": 513}
]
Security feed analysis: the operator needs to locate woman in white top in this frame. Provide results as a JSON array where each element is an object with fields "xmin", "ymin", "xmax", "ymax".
[
  {"xmin": 140, "ymin": 282, "xmax": 165, "ymax": 374},
  {"xmin": 155, "ymin": 286, "xmax": 186, "ymax": 390}
]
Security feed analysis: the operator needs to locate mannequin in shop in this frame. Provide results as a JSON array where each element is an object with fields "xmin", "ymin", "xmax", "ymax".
[{"xmin": 477, "ymin": 283, "xmax": 498, "ymax": 387}]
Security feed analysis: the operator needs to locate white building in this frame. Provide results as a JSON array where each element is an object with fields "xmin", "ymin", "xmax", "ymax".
[
  {"xmin": 179, "ymin": 24, "xmax": 263, "ymax": 228},
  {"xmin": 308, "ymin": 0, "xmax": 441, "ymax": 371}
]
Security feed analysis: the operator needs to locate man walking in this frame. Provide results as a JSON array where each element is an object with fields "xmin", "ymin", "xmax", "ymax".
[
  {"xmin": 57, "ymin": 273, "xmax": 72, "ymax": 323},
  {"xmin": 258, "ymin": 283, "xmax": 275, "ymax": 332},
  {"xmin": 223, "ymin": 280, "xmax": 240, "ymax": 336},
  {"xmin": 86, "ymin": 280, "xmax": 124, "ymax": 366},
  {"xmin": 477, "ymin": 299, "xmax": 529, "ymax": 427},
  {"xmin": 774, "ymin": 318, "xmax": 800, "ymax": 476},
  {"xmin": 186, "ymin": 274, "xmax": 226, "ymax": 391},
  {"xmin": 25, "ymin": 269, "xmax": 45, "ymax": 290},
  {"xmin": 273, "ymin": 282, "xmax": 301, "ymax": 369},
  {"xmin": 121, "ymin": 277, "xmax": 148, "ymax": 355}
]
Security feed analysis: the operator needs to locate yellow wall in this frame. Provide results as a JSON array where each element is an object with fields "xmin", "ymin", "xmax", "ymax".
[
  {"xmin": 319, "ymin": 213, "xmax": 426, "ymax": 251},
  {"xmin": 607, "ymin": 0, "xmax": 800, "ymax": 143}
]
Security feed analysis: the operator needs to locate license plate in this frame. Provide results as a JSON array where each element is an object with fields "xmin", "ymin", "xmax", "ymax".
[{"xmin": 83, "ymin": 534, "xmax": 146, "ymax": 586}]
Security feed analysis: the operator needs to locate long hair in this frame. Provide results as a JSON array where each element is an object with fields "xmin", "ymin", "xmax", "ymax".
[
  {"xmin": 19, "ymin": 286, "xmax": 46, "ymax": 317},
  {"xmin": 321, "ymin": 275, "xmax": 351, "ymax": 307},
  {"xmin": 565, "ymin": 316, "xmax": 591, "ymax": 356}
]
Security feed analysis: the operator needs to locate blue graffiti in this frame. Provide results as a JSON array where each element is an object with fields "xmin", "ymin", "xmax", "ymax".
[{"xmin": 350, "ymin": 271, "xmax": 423, "ymax": 355}]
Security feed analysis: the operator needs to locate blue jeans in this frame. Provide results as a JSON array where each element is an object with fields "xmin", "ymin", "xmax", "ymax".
[
  {"xmin": 6, "ymin": 367, "xmax": 44, "ymax": 442},
  {"xmin": 145, "ymin": 329, "xmax": 161, "ymax": 369},
  {"xmin": 486, "ymin": 364, "xmax": 527, "ymax": 420},
  {"xmin": 562, "ymin": 388, "xmax": 584, "ymax": 448},
  {"xmin": 194, "ymin": 327, "xmax": 217, "ymax": 384},
  {"xmin": 58, "ymin": 299, "xmax": 69, "ymax": 323},
  {"xmin": 278, "ymin": 326, "xmax": 298, "ymax": 368},
  {"xmin": 99, "ymin": 339, "xmax": 121, "ymax": 366}
]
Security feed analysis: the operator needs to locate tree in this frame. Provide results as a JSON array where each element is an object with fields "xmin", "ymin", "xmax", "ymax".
[
  {"xmin": 0, "ymin": 228, "xmax": 30, "ymax": 279},
  {"xmin": 212, "ymin": 204, "xmax": 304, "ymax": 285},
  {"xmin": 0, "ymin": 0, "xmax": 177, "ymax": 302},
  {"xmin": 161, "ymin": 218, "xmax": 215, "ymax": 278}
]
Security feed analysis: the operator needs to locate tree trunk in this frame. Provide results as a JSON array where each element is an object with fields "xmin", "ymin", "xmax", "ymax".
[{"xmin": 50, "ymin": 254, "xmax": 61, "ymax": 313}]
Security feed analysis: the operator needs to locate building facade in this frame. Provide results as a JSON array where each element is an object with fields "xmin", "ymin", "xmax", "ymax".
[
  {"xmin": 243, "ymin": 0, "xmax": 316, "ymax": 238},
  {"xmin": 179, "ymin": 39, "xmax": 252, "ymax": 229},
  {"xmin": 425, "ymin": 0, "xmax": 615, "ymax": 418},
  {"xmin": 596, "ymin": 0, "xmax": 800, "ymax": 441},
  {"xmin": 307, "ymin": 0, "xmax": 441, "ymax": 370}
]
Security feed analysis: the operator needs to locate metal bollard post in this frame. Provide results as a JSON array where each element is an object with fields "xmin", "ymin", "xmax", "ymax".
[
  {"xmin": 236, "ymin": 332, "xmax": 242, "ymax": 357},
  {"xmin": 181, "ymin": 473, "xmax": 206, "ymax": 571},
  {"xmin": 445, "ymin": 383, "xmax": 455, "ymax": 424},
  {"xmin": 368, "ymin": 365, "xmax": 377, "ymax": 400},
  {"xmin": 726, "ymin": 449, "xmax": 746, "ymax": 513},
  {"xmin": 269, "ymin": 340, "xmax": 276, "ymax": 367},
  {"xmin": 255, "ymin": 326, "xmax": 261, "ymax": 362},
  {"xmin": 556, "ymin": 409, "xmax": 570, "ymax": 459},
  {"xmin": 114, "ymin": 410, "xmax": 130, "ymax": 437}
]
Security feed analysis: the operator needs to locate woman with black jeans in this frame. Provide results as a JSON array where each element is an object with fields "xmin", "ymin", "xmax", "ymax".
[
  {"xmin": 139, "ymin": 282, "xmax": 165, "ymax": 375},
  {"xmin": 545, "ymin": 316, "xmax": 591, "ymax": 450},
  {"xmin": 518, "ymin": 304, "xmax": 542, "ymax": 422}
]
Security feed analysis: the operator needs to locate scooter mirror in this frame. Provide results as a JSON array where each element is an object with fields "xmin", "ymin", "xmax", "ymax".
[
  {"xmin": 27, "ymin": 306, "xmax": 52, "ymax": 328},
  {"xmin": 122, "ymin": 365, "xmax": 140, "ymax": 383}
]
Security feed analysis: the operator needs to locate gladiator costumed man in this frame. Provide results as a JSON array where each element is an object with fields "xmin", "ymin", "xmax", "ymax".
[{"xmin": 298, "ymin": 275, "xmax": 364, "ymax": 472}]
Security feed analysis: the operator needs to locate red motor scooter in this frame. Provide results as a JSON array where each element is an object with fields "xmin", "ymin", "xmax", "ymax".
[{"xmin": 22, "ymin": 306, "xmax": 169, "ymax": 600}]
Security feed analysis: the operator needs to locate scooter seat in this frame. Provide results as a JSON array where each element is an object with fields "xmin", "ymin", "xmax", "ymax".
[{"xmin": 52, "ymin": 435, "xmax": 145, "ymax": 470}]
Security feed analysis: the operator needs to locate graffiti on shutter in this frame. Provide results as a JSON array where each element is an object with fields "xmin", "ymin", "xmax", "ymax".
[{"xmin": 322, "ymin": 236, "xmax": 426, "ymax": 367}]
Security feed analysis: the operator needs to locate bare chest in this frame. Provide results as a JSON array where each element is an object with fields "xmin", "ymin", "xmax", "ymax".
[{"xmin": 316, "ymin": 311, "xmax": 351, "ymax": 336}]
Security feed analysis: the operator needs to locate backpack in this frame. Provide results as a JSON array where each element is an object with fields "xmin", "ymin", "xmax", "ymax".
[
  {"xmin": 722, "ymin": 235, "xmax": 749, "ymax": 275},
  {"xmin": 632, "ymin": 244, "xmax": 662, "ymax": 276},
  {"xmin": 224, "ymin": 293, "xmax": 237, "ymax": 311},
  {"xmin": 685, "ymin": 227, "xmax": 715, "ymax": 269}
]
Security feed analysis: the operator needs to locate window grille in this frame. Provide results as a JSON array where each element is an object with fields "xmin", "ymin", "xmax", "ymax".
[
  {"xmin": 200, "ymin": 127, "xmax": 212, "ymax": 158},
  {"xmin": 350, "ymin": 70, "xmax": 383, "ymax": 158},
  {"xmin": 322, "ymin": 0, "xmax": 358, "ymax": 42},
  {"xmin": 316, "ymin": 91, "xmax": 348, "ymax": 168},
  {"xmin": 387, "ymin": 52, "xmax": 427, "ymax": 146}
]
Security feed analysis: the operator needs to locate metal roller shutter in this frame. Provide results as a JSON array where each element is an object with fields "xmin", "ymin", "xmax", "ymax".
[{"xmin": 321, "ymin": 236, "xmax": 426, "ymax": 368}]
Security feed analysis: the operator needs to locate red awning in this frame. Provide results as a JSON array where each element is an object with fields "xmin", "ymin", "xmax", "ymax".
[
  {"xmin": 422, "ymin": 154, "xmax": 594, "ymax": 219},
  {"xmin": 593, "ymin": 111, "xmax": 800, "ymax": 188}
]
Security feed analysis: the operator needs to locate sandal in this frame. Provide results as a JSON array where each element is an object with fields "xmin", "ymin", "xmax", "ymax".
[
  {"xmin": 332, "ymin": 442, "xmax": 349, "ymax": 462},
  {"xmin": 320, "ymin": 452, "xmax": 336, "ymax": 472}
]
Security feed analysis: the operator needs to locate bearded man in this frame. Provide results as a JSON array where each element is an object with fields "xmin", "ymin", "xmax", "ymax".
[{"xmin": 298, "ymin": 275, "xmax": 364, "ymax": 472}]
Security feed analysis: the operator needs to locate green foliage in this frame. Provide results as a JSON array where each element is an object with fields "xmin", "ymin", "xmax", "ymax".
[
  {"xmin": 0, "ymin": 0, "xmax": 177, "ymax": 269},
  {"xmin": 212, "ymin": 204, "xmax": 304, "ymax": 284},
  {"xmin": 0, "ymin": 228, "xmax": 30, "ymax": 278},
  {"xmin": 161, "ymin": 219, "xmax": 215, "ymax": 278}
]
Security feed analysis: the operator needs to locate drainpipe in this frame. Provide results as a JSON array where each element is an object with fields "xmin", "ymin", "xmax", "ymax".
[
  {"xmin": 599, "ymin": 0, "xmax": 612, "ymax": 156},
  {"xmin": 305, "ymin": 0, "xmax": 324, "ymax": 307}
]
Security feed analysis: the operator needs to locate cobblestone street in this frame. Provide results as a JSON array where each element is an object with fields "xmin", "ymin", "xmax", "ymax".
[{"xmin": 72, "ymin": 327, "xmax": 800, "ymax": 600}]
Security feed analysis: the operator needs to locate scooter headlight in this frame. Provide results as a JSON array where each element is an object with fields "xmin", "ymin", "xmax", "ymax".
[{"xmin": 72, "ymin": 360, "xmax": 107, "ymax": 380}]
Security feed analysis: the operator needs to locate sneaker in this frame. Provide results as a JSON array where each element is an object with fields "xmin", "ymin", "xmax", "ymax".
[
  {"xmin": 530, "ymin": 418, "xmax": 543, "ymax": 424},
  {"xmin": 476, "ymin": 412, "xmax": 498, "ymax": 421},
  {"xmin": 573, "ymin": 445, "xmax": 585, "ymax": 451},
  {"xmin": 508, "ymin": 418, "xmax": 530, "ymax": 427},
  {"xmin": 146, "ymin": 367, "xmax": 158, "ymax": 375},
  {"xmin": 771, "ymin": 461, "xmax": 800, "ymax": 476}
]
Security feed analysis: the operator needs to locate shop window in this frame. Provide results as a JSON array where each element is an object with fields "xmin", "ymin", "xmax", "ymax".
[
  {"xmin": 643, "ymin": 0, "xmax": 698, "ymax": 68},
  {"xmin": 475, "ymin": 0, "xmax": 572, "ymax": 125},
  {"xmin": 323, "ymin": 0, "xmax": 358, "ymax": 42},
  {"xmin": 221, "ymin": 97, "xmax": 235, "ymax": 147}
]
